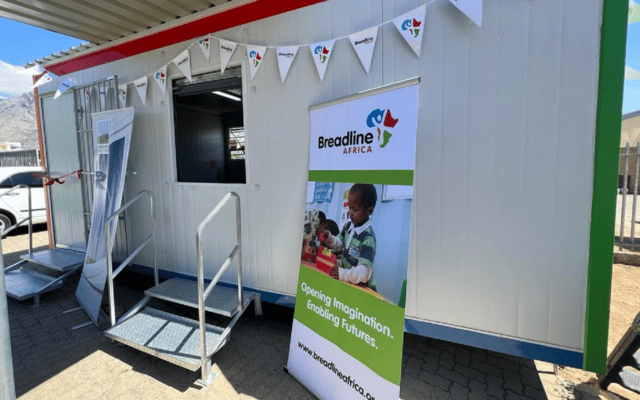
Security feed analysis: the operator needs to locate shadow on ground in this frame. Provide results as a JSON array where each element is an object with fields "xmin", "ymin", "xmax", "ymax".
[{"xmin": 9, "ymin": 268, "xmax": 553, "ymax": 399}]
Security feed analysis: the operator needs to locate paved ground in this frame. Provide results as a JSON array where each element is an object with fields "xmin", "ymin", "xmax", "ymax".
[{"xmin": 3, "ymin": 228, "xmax": 615, "ymax": 400}]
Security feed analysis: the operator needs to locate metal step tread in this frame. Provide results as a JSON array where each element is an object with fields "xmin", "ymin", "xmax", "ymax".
[
  {"xmin": 145, "ymin": 278, "xmax": 252, "ymax": 317},
  {"xmin": 5, "ymin": 268, "xmax": 63, "ymax": 301},
  {"xmin": 105, "ymin": 307, "xmax": 227, "ymax": 371},
  {"xmin": 619, "ymin": 366, "xmax": 640, "ymax": 393},
  {"xmin": 20, "ymin": 248, "xmax": 85, "ymax": 272}
]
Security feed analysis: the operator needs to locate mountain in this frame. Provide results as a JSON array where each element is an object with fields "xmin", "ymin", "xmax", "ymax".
[{"xmin": 0, "ymin": 92, "xmax": 38, "ymax": 149}]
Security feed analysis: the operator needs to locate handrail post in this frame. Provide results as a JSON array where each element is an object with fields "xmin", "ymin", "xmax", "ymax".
[
  {"xmin": 106, "ymin": 214, "xmax": 115, "ymax": 327},
  {"xmin": 104, "ymin": 190, "xmax": 154, "ymax": 328},
  {"xmin": 28, "ymin": 186, "xmax": 32, "ymax": 255},
  {"xmin": 150, "ymin": 194, "xmax": 158, "ymax": 286},
  {"xmin": 197, "ymin": 228, "xmax": 210, "ymax": 381},
  {"xmin": 234, "ymin": 193, "xmax": 243, "ymax": 310}
]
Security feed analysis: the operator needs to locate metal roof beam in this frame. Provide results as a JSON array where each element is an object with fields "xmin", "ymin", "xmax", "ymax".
[
  {"xmin": 46, "ymin": 0, "xmax": 148, "ymax": 31},
  {"xmin": 0, "ymin": 0, "xmax": 135, "ymax": 37},
  {"xmin": 70, "ymin": 0, "xmax": 164, "ymax": 26},
  {"xmin": 113, "ymin": 0, "xmax": 177, "ymax": 23}
]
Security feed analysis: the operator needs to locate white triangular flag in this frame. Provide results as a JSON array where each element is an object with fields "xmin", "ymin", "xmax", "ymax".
[
  {"xmin": 348, "ymin": 27, "xmax": 378, "ymax": 75},
  {"xmin": 153, "ymin": 65, "xmax": 167, "ymax": 95},
  {"xmin": 393, "ymin": 5, "xmax": 427, "ymax": 57},
  {"xmin": 18, "ymin": 64, "xmax": 44, "ymax": 75},
  {"xmin": 219, "ymin": 39, "xmax": 238, "ymax": 75},
  {"xmin": 173, "ymin": 49, "xmax": 192, "ymax": 82},
  {"xmin": 198, "ymin": 34, "xmax": 212, "ymax": 61},
  {"xmin": 118, "ymin": 84, "xmax": 127, "ymax": 107},
  {"xmin": 246, "ymin": 45, "xmax": 267, "ymax": 81},
  {"xmin": 449, "ymin": 0, "xmax": 482, "ymax": 27},
  {"xmin": 33, "ymin": 73, "xmax": 53, "ymax": 88},
  {"xmin": 133, "ymin": 76, "xmax": 148, "ymax": 106},
  {"xmin": 310, "ymin": 39, "xmax": 335, "ymax": 82},
  {"xmin": 276, "ymin": 46, "xmax": 299, "ymax": 83},
  {"xmin": 54, "ymin": 78, "xmax": 75, "ymax": 99}
]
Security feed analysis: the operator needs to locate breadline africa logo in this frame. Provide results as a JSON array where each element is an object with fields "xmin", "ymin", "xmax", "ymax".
[
  {"xmin": 249, "ymin": 50, "xmax": 262, "ymax": 67},
  {"xmin": 314, "ymin": 45, "xmax": 330, "ymax": 63},
  {"xmin": 317, "ymin": 109, "xmax": 399, "ymax": 154},
  {"xmin": 199, "ymin": 37, "xmax": 210, "ymax": 49},
  {"xmin": 367, "ymin": 108, "xmax": 399, "ymax": 148},
  {"xmin": 401, "ymin": 17, "xmax": 422, "ymax": 38},
  {"xmin": 155, "ymin": 71, "xmax": 166, "ymax": 84}
]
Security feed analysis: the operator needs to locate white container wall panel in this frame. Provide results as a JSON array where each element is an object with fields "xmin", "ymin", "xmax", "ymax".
[
  {"xmin": 40, "ymin": 94, "xmax": 86, "ymax": 251},
  {"xmin": 38, "ymin": 0, "xmax": 602, "ymax": 352}
]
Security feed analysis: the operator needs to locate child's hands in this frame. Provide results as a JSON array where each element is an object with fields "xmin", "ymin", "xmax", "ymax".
[{"xmin": 329, "ymin": 266, "xmax": 339, "ymax": 280}]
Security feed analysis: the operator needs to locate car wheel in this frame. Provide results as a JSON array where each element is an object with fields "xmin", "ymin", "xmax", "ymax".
[{"xmin": 0, "ymin": 213, "xmax": 12, "ymax": 233}]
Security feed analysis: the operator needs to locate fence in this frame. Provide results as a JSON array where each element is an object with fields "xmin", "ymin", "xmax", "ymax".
[
  {"xmin": 0, "ymin": 150, "xmax": 40, "ymax": 167},
  {"xmin": 618, "ymin": 143, "xmax": 640, "ymax": 251}
]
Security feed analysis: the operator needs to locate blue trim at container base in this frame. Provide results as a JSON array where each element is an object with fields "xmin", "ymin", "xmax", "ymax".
[
  {"xmin": 405, "ymin": 319, "xmax": 584, "ymax": 369},
  {"xmin": 127, "ymin": 265, "xmax": 583, "ymax": 368},
  {"xmin": 127, "ymin": 265, "xmax": 296, "ymax": 307}
]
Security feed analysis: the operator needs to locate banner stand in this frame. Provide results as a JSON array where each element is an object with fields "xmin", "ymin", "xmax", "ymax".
[
  {"xmin": 284, "ymin": 366, "xmax": 323, "ymax": 400},
  {"xmin": 287, "ymin": 77, "xmax": 420, "ymax": 400}
]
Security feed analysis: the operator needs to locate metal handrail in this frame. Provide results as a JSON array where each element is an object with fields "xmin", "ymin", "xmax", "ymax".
[
  {"xmin": 0, "ymin": 185, "xmax": 33, "ymax": 254},
  {"xmin": 105, "ymin": 190, "xmax": 156, "ymax": 327},
  {"xmin": 196, "ymin": 192, "xmax": 242, "ymax": 383}
]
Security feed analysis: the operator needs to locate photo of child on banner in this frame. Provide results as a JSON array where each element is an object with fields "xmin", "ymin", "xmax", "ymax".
[{"xmin": 302, "ymin": 182, "xmax": 411, "ymax": 306}]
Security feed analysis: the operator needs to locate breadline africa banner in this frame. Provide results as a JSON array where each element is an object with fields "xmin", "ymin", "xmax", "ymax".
[{"xmin": 287, "ymin": 78, "xmax": 419, "ymax": 400}]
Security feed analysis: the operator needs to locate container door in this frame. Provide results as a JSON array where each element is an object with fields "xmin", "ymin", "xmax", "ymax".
[{"xmin": 41, "ymin": 93, "xmax": 86, "ymax": 250}]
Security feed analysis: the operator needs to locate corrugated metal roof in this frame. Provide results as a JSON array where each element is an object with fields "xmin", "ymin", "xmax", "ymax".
[
  {"xmin": 0, "ymin": 0, "xmax": 241, "ymax": 65},
  {"xmin": 8, "ymin": 0, "xmax": 325, "ymax": 74}
]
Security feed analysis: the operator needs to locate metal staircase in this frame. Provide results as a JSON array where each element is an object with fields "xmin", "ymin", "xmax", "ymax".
[
  {"xmin": 599, "ymin": 311, "xmax": 640, "ymax": 398},
  {"xmin": 104, "ymin": 191, "xmax": 260, "ymax": 385},
  {"xmin": 3, "ymin": 184, "xmax": 85, "ymax": 306}
]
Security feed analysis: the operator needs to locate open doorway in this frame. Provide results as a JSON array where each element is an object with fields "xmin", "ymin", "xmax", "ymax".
[{"xmin": 173, "ymin": 67, "xmax": 245, "ymax": 184}]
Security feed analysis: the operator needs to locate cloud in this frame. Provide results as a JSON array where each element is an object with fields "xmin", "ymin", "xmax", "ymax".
[
  {"xmin": 626, "ymin": 65, "xmax": 640, "ymax": 81},
  {"xmin": 0, "ymin": 61, "xmax": 35, "ymax": 96}
]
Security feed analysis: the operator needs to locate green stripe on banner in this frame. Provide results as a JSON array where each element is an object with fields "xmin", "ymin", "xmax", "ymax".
[
  {"xmin": 308, "ymin": 170, "xmax": 414, "ymax": 185},
  {"xmin": 584, "ymin": 0, "xmax": 628, "ymax": 373},
  {"xmin": 294, "ymin": 265, "xmax": 405, "ymax": 385}
]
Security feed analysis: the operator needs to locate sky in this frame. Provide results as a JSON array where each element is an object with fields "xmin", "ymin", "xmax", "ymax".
[
  {"xmin": 0, "ymin": 17, "xmax": 83, "ymax": 97},
  {"xmin": 1, "ymin": 10, "xmax": 640, "ymax": 112}
]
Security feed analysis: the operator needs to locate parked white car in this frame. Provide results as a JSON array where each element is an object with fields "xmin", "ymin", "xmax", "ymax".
[{"xmin": 0, "ymin": 167, "xmax": 47, "ymax": 229}]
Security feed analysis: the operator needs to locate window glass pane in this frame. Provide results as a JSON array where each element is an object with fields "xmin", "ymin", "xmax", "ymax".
[
  {"xmin": 173, "ymin": 69, "xmax": 245, "ymax": 184},
  {"xmin": 0, "ymin": 178, "xmax": 12, "ymax": 188},
  {"xmin": 229, "ymin": 127, "xmax": 245, "ymax": 160},
  {"xmin": 11, "ymin": 172, "xmax": 41, "ymax": 187}
]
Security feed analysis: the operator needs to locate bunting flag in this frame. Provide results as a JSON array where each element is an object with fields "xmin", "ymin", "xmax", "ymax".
[
  {"xmin": 53, "ymin": 78, "xmax": 75, "ymax": 99},
  {"xmin": 277, "ymin": 46, "xmax": 299, "ymax": 83},
  {"xmin": 18, "ymin": 64, "xmax": 44, "ymax": 76},
  {"xmin": 133, "ymin": 76, "xmax": 148, "ymax": 105},
  {"xmin": 33, "ymin": 73, "xmax": 53, "ymax": 88},
  {"xmin": 173, "ymin": 49, "xmax": 192, "ymax": 82},
  {"xmin": 449, "ymin": 0, "xmax": 482, "ymax": 27},
  {"xmin": 246, "ymin": 45, "xmax": 267, "ymax": 81},
  {"xmin": 219, "ymin": 39, "xmax": 238, "ymax": 75},
  {"xmin": 153, "ymin": 65, "xmax": 168, "ymax": 94},
  {"xmin": 349, "ymin": 26, "xmax": 378, "ymax": 75},
  {"xmin": 310, "ymin": 39, "xmax": 335, "ymax": 82},
  {"xmin": 118, "ymin": 84, "xmax": 127, "ymax": 108},
  {"xmin": 198, "ymin": 34, "xmax": 212, "ymax": 61},
  {"xmin": 393, "ymin": 4, "xmax": 427, "ymax": 57},
  {"xmin": 631, "ymin": 0, "xmax": 640, "ymax": 24}
]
